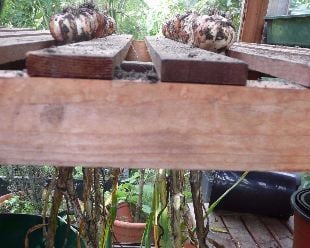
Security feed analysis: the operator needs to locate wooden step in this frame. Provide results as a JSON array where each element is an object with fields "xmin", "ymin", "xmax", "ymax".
[
  {"xmin": 0, "ymin": 35, "xmax": 55, "ymax": 65},
  {"xmin": 26, "ymin": 34, "xmax": 133, "ymax": 79},
  {"xmin": 228, "ymin": 42, "xmax": 310, "ymax": 87},
  {"xmin": 145, "ymin": 36, "xmax": 248, "ymax": 85}
]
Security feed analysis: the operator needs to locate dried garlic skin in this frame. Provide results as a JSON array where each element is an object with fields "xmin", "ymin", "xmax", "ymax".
[
  {"xmin": 163, "ymin": 12, "xmax": 236, "ymax": 53},
  {"xmin": 49, "ymin": 3, "xmax": 116, "ymax": 44}
]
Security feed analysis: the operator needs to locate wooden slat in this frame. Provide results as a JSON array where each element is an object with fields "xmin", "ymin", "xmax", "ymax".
[
  {"xmin": 0, "ymin": 28, "xmax": 36, "ymax": 32},
  {"xmin": 261, "ymin": 217, "xmax": 293, "ymax": 247},
  {"xmin": 0, "ymin": 78, "xmax": 309, "ymax": 169},
  {"xmin": 125, "ymin": 40, "xmax": 151, "ymax": 62},
  {"xmin": 26, "ymin": 35, "xmax": 133, "ymax": 79},
  {"xmin": 145, "ymin": 36, "xmax": 248, "ymax": 85},
  {"xmin": 239, "ymin": 0, "xmax": 269, "ymax": 43},
  {"xmin": 0, "ymin": 30, "xmax": 50, "ymax": 38},
  {"xmin": 0, "ymin": 35, "xmax": 54, "ymax": 65},
  {"xmin": 228, "ymin": 42, "xmax": 310, "ymax": 87},
  {"xmin": 209, "ymin": 213, "xmax": 237, "ymax": 247},
  {"xmin": 222, "ymin": 215, "xmax": 258, "ymax": 247},
  {"xmin": 242, "ymin": 215, "xmax": 280, "ymax": 247}
]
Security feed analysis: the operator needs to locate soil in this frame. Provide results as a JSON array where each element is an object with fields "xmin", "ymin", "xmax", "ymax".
[{"xmin": 114, "ymin": 62, "xmax": 158, "ymax": 83}]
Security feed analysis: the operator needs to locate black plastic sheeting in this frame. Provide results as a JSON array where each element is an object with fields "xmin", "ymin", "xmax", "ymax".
[{"xmin": 207, "ymin": 171, "xmax": 301, "ymax": 219}]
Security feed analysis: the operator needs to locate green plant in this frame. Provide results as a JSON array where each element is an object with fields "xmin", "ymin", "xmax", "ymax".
[
  {"xmin": 302, "ymin": 173, "xmax": 310, "ymax": 189},
  {"xmin": 0, "ymin": 194, "xmax": 36, "ymax": 214}
]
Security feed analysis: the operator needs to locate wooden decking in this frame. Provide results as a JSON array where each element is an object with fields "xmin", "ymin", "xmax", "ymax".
[{"xmin": 209, "ymin": 212, "xmax": 293, "ymax": 248}]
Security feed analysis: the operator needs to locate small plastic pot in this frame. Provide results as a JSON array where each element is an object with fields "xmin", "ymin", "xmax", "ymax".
[{"xmin": 291, "ymin": 188, "xmax": 310, "ymax": 248}]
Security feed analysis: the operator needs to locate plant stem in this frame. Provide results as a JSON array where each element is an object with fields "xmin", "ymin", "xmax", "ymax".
[
  {"xmin": 134, "ymin": 169, "xmax": 145, "ymax": 222},
  {"xmin": 190, "ymin": 170, "xmax": 208, "ymax": 248}
]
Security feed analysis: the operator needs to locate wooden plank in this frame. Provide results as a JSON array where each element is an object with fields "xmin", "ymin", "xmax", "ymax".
[
  {"xmin": 0, "ymin": 35, "xmax": 54, "ymax": 65},
  {"xmin": 0, "ymin": 30, "xmax": 50, "ymax": 38},
  {"xmin": 209, "ymin": 213, "xmax": 237, "ymax": 247},
  {"xmin": 222, "ymin": 215, "xmax": 258, "ymax": 247},
  {"xmin": 239, "ymin": 0, "xmax": 269, "ymax": 43},
  {"xmin": 241, "ymin": 215, "xmax": 280, "ymax": 247},
  {"xmin": 261, "ymin": 217, "xmax": 293, "ymax": 247},
  {"xmin": 145, "ymin": 36, "xmax": 248, "ymax": 85},
  {"xmin": 0, "ymin": 28, "xmax": 36, "ymax": 32},
  {"xmin": 125, "ymin": 40, "xmax": 151, "ymax": 62},
  {"xmin": 228, "ymin": 42, "xmax": 310, "ymax": 87},
  {"xmin": 0, "ymin": 78, "xmax": 309, "ymax": 170},
  {"xmin": 26, "ymin": 35, "xmax": 133, "ymax": 79}
]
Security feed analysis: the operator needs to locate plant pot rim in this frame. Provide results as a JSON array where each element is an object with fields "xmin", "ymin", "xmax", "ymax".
[
  {"xmin": 291, "ymin": 188, "xmax": 310, "ymax": 221},
  {"xmin": 0, "ymin": 193, "xmax": 13, "ymax": 205},
  {"xmin": 114, "ymin": 219, "xmax": 146, "ymax": 228}
]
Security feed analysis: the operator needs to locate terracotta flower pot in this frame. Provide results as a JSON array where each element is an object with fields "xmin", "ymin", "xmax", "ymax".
[
  {"xmin": 113, "ymin": 202, "xmax": 150, "ymax": 244},
  {"xmin": 115, "ymin": 202, "xmax": 134, "ymax": 223},
  {"xmin": 291, "ymin": 188, "xmax": 310, "ymax": 248},
  {"xmin": 113, "ymin": 219, "xmax": 146, "ymax": 243},
  {"xmin": 0, "ymin": 193, "xmax": 13, "ymax": 205}
]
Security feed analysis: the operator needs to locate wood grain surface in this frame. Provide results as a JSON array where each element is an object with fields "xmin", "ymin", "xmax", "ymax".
[
  {"xmin": 228, "ymin": 42, "xmax": 310, "ymax": 87},
  {"xmin": 27, "ymin": 35, "xmax": 133, "ymax": 79},
  {"xmin": 0, "ymin": 77, "xmax": 309, "ymax": 170},
  {"xmin": 125, "ymin": 40, "xmax": 151, "ymax": 62},
  {"xmin": 239, "ymin": 0, "xmax": 269, "ymax": 43},
  {"xmin": 0, "ymin": 30, "xmax": 50, "ymax": 38},
  {"xmin": 0, "ymin": 35, "xmax": 55, "ymax": 65},
  {"xmin": 145, "ymin": 36, "xmax": 248, "ymax": 85}
]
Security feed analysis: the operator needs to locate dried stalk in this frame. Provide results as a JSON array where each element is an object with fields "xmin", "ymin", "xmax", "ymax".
[
  {"xmin": 47, "ymin": 167, "xmax": 73, "ymax": 248},
  {"xmin": 190, "ymin": 170, "xmax": 208, "ymax": 248},
  {"xmin": 170, "ymin": 170, "xmax": 186, "ymax": 248}
]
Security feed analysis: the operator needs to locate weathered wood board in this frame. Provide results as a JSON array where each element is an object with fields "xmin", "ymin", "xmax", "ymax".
[
  {"xmin": 145, "ymin": 36, "xmax": 248, "ymax": 85},
  {"xmin": 0, "ymin": 30, "xmax": 50, "ymax": 38},
  {"xmin": 0, "ymin": 27, "xmax": 36, "ymax": 32},
  {"xmin": 0, "ymin": 35, "xmax": 55, "ymax": 65},
  {"xmin": 228, "ymin": 42, "xmax": 310, "ymax": 87},
  {"xmin": 0, "ymin": 77, "xmax": 309, "ymax": 170},
  {"xmin": 27, "ymin": 35, "xmax": 133, "ymax": 79}
]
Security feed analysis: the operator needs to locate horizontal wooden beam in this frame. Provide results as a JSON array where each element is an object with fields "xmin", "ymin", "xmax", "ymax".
[
  {"xmin": 145, "ymin": 36, "xmax": 248, "ymax": 85},
  {"xmin": 27, "ymin": 35, "xmax": 133, "ymax": 79},
  {"xmin": 228, "ymin": 42, "xmax": 310, "ymax": 87},
  {"xmin": 0, "ymin": 77, "xmax": 309, "ymax": 171}
]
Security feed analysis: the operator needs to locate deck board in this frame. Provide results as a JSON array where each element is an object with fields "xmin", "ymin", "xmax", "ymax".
[
  {"xmin": 27, "ymin": 34, "xmax": 133, "ymax": 79},
  {"xmin": 241, "ymin": 215, "xmax": 280, "ymax": 247},
  {"xmin": 261, "ymin": 217, "xmax": 293, "ymax": 247},
  {"xmin": 0, "ymin": 35, "xmax": 54, "ymax": 65},
  {"xmin": 222, "ymin": 215, "xmax": 258, "ymax": 247},
  {"xmin": 0, "ymin": 30, "xmax": 50, "ymax": 38},
  {"xmin": 228, "ymin": 42, "xmax": 310, "ymax": 87}
]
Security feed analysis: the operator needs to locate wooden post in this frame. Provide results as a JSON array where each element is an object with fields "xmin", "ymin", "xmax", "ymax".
[{"xmin": 238, "ymin": 0, "xmax": 269, "ymax": 43}]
